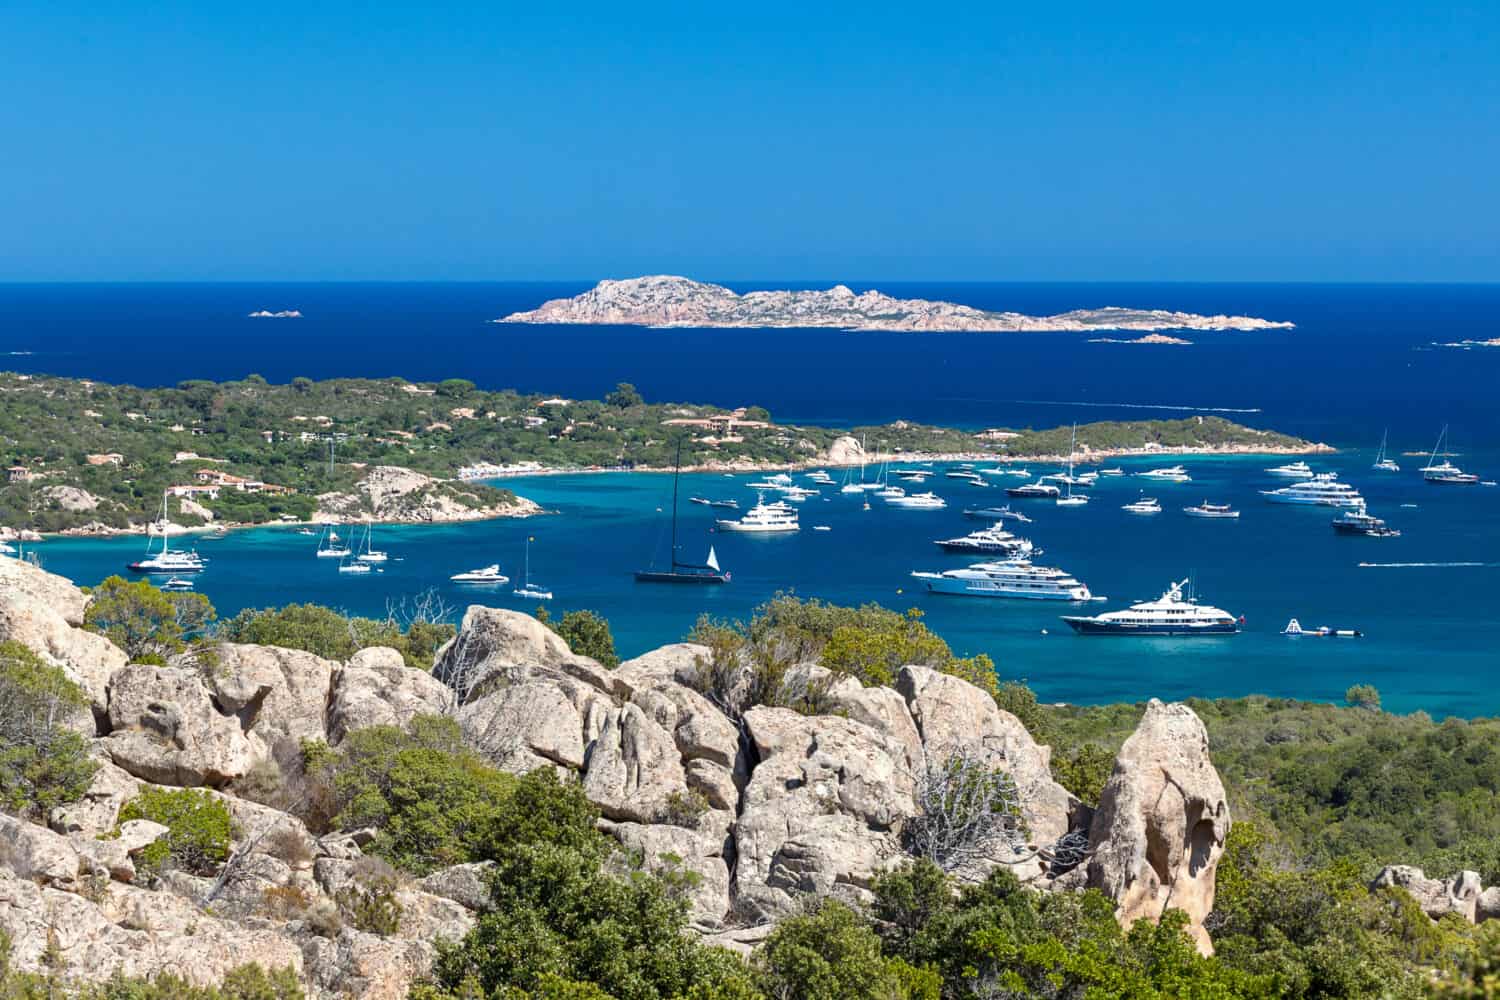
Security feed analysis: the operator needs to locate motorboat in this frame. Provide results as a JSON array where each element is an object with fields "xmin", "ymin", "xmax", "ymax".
[
  {"xmin": 911, "ymin": 559, "xmax": 1094, "ymax": 600},
  {"xmin": 1098, "ymin": 467, "xmax": 1125, "ymax": 476},
  {"xmin": 1265, "ymin": 461, "xmax": 1315, "ymax": 478},
  {"xmin": 886, "ymin": 491, "xmax": 947, "ymax": 510},
  {"xmin": 1137, "ymin": 465, "xmax": 1191, "ymax": 482},
  {"xmin": 1184, "ymin": 502, "xmax": 1240, "ymax": 519},
  {"xmin": 1331, "ymin": 506, "xmax": 1400, "ymax": 537},
  {"xmin": 1423, "ymin": 427, "xmax": 1480, "ymax": 484},
  {"xmin": 1006, "ymin": 481, "xmax": 1060, "ymax": 499},
  {"xmin": 1061, "ymin": 579, "xmax": 1241, "ymax": 635},
  {"xmin": 1260, "ymin": 473, "xmax": 1364, "ymax": 506},
  {"xmin": 159, "ymin": 577, "xmax": 196, "ymax": 592},
  {"xmin": 690, "ymin": 497, "xmax": 739, "ymax": 509},
  {"xmin": 1282, "ymin": 618, "xmax": 1362, "ymax": 638},
  {"xmin": 962, "ymin": 505, "xmax": 1032, "ymax": 524},
  {"xmin": 717, "ymin": 494, "xmax": 800, "ymax": 532},
  {"xmin": 451, "ymin": 564, "xmax": 510, "ymax": 583},
  {"xmin": 1122, "ymin": 497, "xmax": 1161, "ymax": 514},
  {"xmin": 1372, "ymin": 430, "xmax": 1400, "ymax": 472},
  {"xmin": 874, "ymin": 484, "xmax": 907, "ymax": 499},
  {"xmin": 933, "ymin": 526, "xmax": 1036, "ymax": 557},
  {"xmin": 1055, "ymin": 494, "xmax": 1090, "ymax": 507},
  {"xmin": 337, "ymin": 555, "xmax": 372, "ymax": 574}
]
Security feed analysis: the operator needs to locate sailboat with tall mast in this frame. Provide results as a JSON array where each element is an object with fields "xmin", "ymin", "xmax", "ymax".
[
  {"xmin": 1372, "ymin": 429, "xmax": 1400, "ymax": 472},
  {"xmin": 355, "ymin": 521, "xmax": 388, "ymax": 563},
  {"xmin": 513, "ymin": 535, "xmax": 553, "ymax": 600},
  {"xmin": 635, "ymin": 440, "xmax": 731, "ymax": 584},
  {"xmin": 1424, "ymin": 425, "xmax": 1480, "ymax": 484},
  {"xmin": 128, "ymin": 491, "xmax": 207, "ymax": 574},
  {"xmin": 1056, "ymin": 424, "xmax": 1090, "ymax": 506}
]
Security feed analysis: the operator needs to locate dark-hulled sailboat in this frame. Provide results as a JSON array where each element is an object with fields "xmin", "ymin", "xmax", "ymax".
[{"xmin": 635, "ymin": 441, "xmax": 731, "ymax": 585}]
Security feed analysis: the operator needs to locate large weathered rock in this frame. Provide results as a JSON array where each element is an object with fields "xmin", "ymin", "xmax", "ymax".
[
  {"xmin": 1086, "ymin": 699, "xmax": 1229, "ymax": 955},
  {"xmin": 105, "ymin": 665, "xmax": 260, "ymax": 786},
  {"xmin": 50, "ymin": 757, "xmax": 142, "ymax": 837},
  {"xmin": 1372, "ymin": 865, "xmax": 1484, "ymax": 922},
  {"xmin": 459, "ymin": 678, "xmax": 588, "ymax": 772},
  {"xmin": 630, "ymin": 679, "xmax": 741, "ymax": 769},
  {"xmin": 329, "ymin": 655, "xmax": 452, "ymax": 742},
  {"xmin": 0, "ymin": 589, "xmax": 126, "ymax": 714},
  {"xmin": 1479, "ymin": 886, "xmax": 1500, "ymax": 923},
  {"xmin": 827, "ymin": 678, "xmax": 923, "ymax": 764},
  {"xmin": 300, "ymin": 928, "xmax": 438, "ymax": 1000},
  {"xmin": 203, "ymin": 643, "xmax": 336, "ymax": 747},
  {"xmin": 733, "ymin": 707, "xmax": 916, "ymax": 917},
  {"xmin": 433, "ymin": 606, "xmax": 623, "ymax": 704},
  {"xmin": 0, "ymin": 814, "xmax": 80, "ymax": 887},
  {"xmin": 898, "ymin": 666, "xmax": 1079, "ymax": 878},
  {"xmin": 419, "ymin": 862, "xmax": 493, "ymax": 912},
  {"xmin": 583, "ymin": 703, "xmax": 689, "ymax": 822},
  {"xmin": 0, "ymin": 556, "xmax": 90, "ymax": 624},
  {"xmin": 603, "ymin": 819, "xmax": 731, "ymax": 927},
  {"xmin": 0, "ymin": 870, "xmax": 305, "ymax": 986},
  {"xmin": 613, "ymin": 642, "xmax": 710, "ymax": 697}
]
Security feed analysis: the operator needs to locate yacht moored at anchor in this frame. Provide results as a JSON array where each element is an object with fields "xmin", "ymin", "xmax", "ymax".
[
  {"xmin": 1260, "ymin": 473, "xmax": 1364, "ymax": 507},
  {"xmin": 911, "ymin": 559, "xmax": 1095, "ymax": 600},
  {"xmin": 1061, "ymin": 579, "xmax": 1242, "ymax": 635},
  {"xmin": 933, "ymin": 526, "xmax": 1036, "ymax": 557}
]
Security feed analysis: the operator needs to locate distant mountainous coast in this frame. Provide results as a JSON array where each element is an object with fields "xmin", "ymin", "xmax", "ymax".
[{"xmin": 498, "ymin": 275, "xmax": 1296, "ymax": 333}]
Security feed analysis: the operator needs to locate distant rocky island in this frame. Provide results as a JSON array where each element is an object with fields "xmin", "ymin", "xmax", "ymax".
[
  {"xmin": 1087, "ymin": 333, "xmax": 1193, "ymax": 346},
  {"xmin": 1432, "ymin": 337, "xmax": 1500, "ymax": 349},
  {"xmin": 498, "ymin": 276, "xmax": 1295, "ymax": 333},
  {"xmin": 247, "ymin": 309, "xmax": 302, "ymax": 319}
]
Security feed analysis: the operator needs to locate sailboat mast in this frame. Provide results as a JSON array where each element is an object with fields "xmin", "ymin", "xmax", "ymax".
[{"xmin": 670, "ymin": 439, "xmax": 681, "ymax": 569}]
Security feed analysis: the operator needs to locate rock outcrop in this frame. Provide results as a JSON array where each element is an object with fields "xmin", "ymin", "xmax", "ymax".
[
  {"xmin": 0, "ymin": 564, "xmax": 1239, "ymax": 995},
  {"xmin": 1085, "ymin": 699, "xmax": 1229, "ymax": 955},
  {"xmin": 1372, "ymin": 865, "xmax": 1500, "ymax": 925}
]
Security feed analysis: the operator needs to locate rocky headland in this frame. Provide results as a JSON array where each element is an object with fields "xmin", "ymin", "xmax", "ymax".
[{"xmin": 499, "ymin": 276, "xmax": 1295, "ymax": 333}]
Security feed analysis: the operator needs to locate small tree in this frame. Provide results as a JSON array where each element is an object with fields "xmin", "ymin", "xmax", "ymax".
[
  {"xmin": 84, "ymin": 576, "xmax": 215, "ymax": 663},
  {"xmin": 604, "ymin": 382, "xmax": 643, "ymax": 408},
  {"xmin": 117, "ymin": 787, "xmax": 233, "ymax": 879},
  {"xmin": 554, "ymin": 610, "xmax": 619, "ymax": 668},
  {"xmin": 0, "ymin": 641, "xmax": 97, "ymax": 818},
  {"xmin": 1345, "ymin": 684, "xmax": 1382, "ymax": 712}
]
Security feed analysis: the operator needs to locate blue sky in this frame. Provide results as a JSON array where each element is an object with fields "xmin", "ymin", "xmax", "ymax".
[{"xmin": 2, "ymin": 2, "xmax": 1496, "ymax": 281}]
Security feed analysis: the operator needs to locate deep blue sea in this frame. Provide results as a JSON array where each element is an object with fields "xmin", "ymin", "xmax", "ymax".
[{"xmin": 4, "ymin": 282, "xmax": 1498, "ymax": 717}]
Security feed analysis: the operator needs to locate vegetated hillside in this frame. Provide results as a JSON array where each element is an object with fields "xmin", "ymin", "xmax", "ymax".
[
  {"xmin": 1, "ymin": 568, "xmax": 1498, "ymax": 998},
  {"xmin": 0, "ymin": 371, "xmax": 1315, "ymax": 531}
]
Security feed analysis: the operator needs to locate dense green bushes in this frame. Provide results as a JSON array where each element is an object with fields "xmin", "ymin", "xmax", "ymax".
[
  {"xmin": 114, "ymin": 787, "xmax": 232, "ymax": 880},
  {"xmin": 0, "ymin": 641, "xmax": 97, "ymax": 819},
  {"xmin": 216, "ymin": 602, "xmax": 454, "ymax": 668},
  {"xmin": 537, "ymin": 607, "xmax": 620, "ymax": 667},
  {"xmin": 300, "ymin": 715, "xmax": 514, "ymax": 875},
  {"xmin": 83, "ymin": 576, "xmax": 214, "ymax": 664}
]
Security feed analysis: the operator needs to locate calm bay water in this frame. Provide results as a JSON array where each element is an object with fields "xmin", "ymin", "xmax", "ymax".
[{"xmin": 4, "ymin": 282, "xmax": 1499, "ymax": 716}]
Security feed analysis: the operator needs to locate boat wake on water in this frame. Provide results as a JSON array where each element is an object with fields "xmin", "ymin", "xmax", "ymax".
[
  {"xmin": 961, "ymin": 398, "xmax": 1263, "ymax": 415},
  {"xmin": 1357, "ymin": 561, "xmax": 1500, "ymax": 569}
]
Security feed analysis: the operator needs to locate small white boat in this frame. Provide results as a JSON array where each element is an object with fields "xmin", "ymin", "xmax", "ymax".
[
  {"xmin": 887, "ymin": 491, "xmax": 947, "ymax": 509},
  {"xmin": 1265, "ymin": 461, "xmax": 1315, "ymax": 478},
  {"xmin": 451, "ymin": 564, "xmax": 509, "ymax": 583},
  {"xmin": 1055, "ymin": 494, "xmax": 1090, "ymax": 507},
  {"xmin": 1282, "ymin": 618, "xmax": 1362, "ymax": 638},
  {"xmin": 1098, "ymin": 467, "xmax": 1125, "ymax": 476},
  {"xmin": 1137, "ymin": 465, "xmax": 1191, "ymax": 482},
  {"xmin": 160, "ymin": 577, "xmax": 196, "ymax": 592},
  {"xmin": 1184, "ymin": 501, "xmax": 1240, "ymax": 519},
  {"xmin": 1122, "ymin": 497, "xmax": 1161, "ymax": 514},
  {"xmin": 813, "ymin": 525, "xmax": 832, "ymax": 532},
  {"xmin": 512, "ymin": 536, "xmax": 552, "ymax": 600}
]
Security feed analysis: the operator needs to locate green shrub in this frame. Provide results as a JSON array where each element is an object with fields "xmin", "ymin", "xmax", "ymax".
[
  {"xmin": 83, "ymin": 577, "xmax": 215, "ymax": 663},
  {"xmin": 115, "ymin": 787, "xmax": 231, "ymax": 879},
  {"xmin": 216, "ymin": 603, "xmax": 453, "ymax": 669},
  {"xmin": 552, "ymin": 610, "xmax": 619, "ymax": 668},
  {"xmin": 302, "ymin": 715, "xmax": 515, "ymax": 874},
  {"xmin": 0, "ymin": 641, "xmax": 98, "ymax": 818},
  {"xmin": 335, "ymin": 876, "xmax": 403, "ymax": 936}
]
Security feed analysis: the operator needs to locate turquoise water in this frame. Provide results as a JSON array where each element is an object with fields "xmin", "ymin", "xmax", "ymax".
[{"xmin": 31, "ymin": 449, "xmax": 1499, "ymax": 718}]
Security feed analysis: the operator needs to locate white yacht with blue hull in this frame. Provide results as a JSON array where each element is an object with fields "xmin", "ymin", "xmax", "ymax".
[{"xmin": 1061, "ymin": 579, "xmax": 1241, "ymax": 636}]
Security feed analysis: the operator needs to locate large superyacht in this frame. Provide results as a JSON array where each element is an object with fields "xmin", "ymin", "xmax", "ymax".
[{"xmin": 910, "ymin": 559, "xmax": 1094, "ymax": 600}]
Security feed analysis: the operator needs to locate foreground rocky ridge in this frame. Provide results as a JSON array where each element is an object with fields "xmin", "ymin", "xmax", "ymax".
[
  {"xmin": 500, "ymin": 276, "xmax": 1296, "ymax": 333},
  {"xmin": 0, "ymin": 558, "xmax": 1236, "ymax": 996}
]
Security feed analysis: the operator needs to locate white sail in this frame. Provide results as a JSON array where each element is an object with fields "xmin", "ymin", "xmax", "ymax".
[{"xmin": 705, "ymin": 546, "xmax": 720, "ymax": 572}]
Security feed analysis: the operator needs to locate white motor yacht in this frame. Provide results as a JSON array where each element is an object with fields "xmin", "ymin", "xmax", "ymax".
[
  {"xmin": 1137, "ymin": 465, "xmax": 1191, "ymax": 482},
  {"xmin": 1061, "ymin": 579, "xmax": 1241, "ymax": 635},
  {"xmin": 717, "ymin": 495, "xmax": 800, "ymax": 532},
  {"xmin": 933, "ymin": 526, "xmax": 1036, "ymax": 557},
  {"xmin": 1260, "ymin": 473, "xmax": 1364, "ymax": 506},
  {"xmin": 1265, "ymin": 461, "xmax": 1314, "ymax": 478},
  {"xmin": 1184, "ymin": 501, "xmax": 1240, "ymax": 518},
  {"xmin": 451, "ymin": 564, "xmax": 510, "ymax": 583},
  {"xmin": 912, "ymin": 559, "xmax": 1094, "ymax": 600},
  {"xmin": 886, "ymin": 491, "xmax": 947, "ymax": 510},
  {"xmin": 1122, "ymin": 497, "xmax": 1161, "ymax": 514}
]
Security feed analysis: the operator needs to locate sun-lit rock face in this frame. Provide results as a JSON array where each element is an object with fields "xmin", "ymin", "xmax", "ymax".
[{"xmin": 499, "ymin": 275, "xmax": 1294, "ymax": 332}]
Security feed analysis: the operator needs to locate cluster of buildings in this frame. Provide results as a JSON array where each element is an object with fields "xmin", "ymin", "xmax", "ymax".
[{"xmin": 165, "ymin": 468, "xmax": 296, "ymax": 500}]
